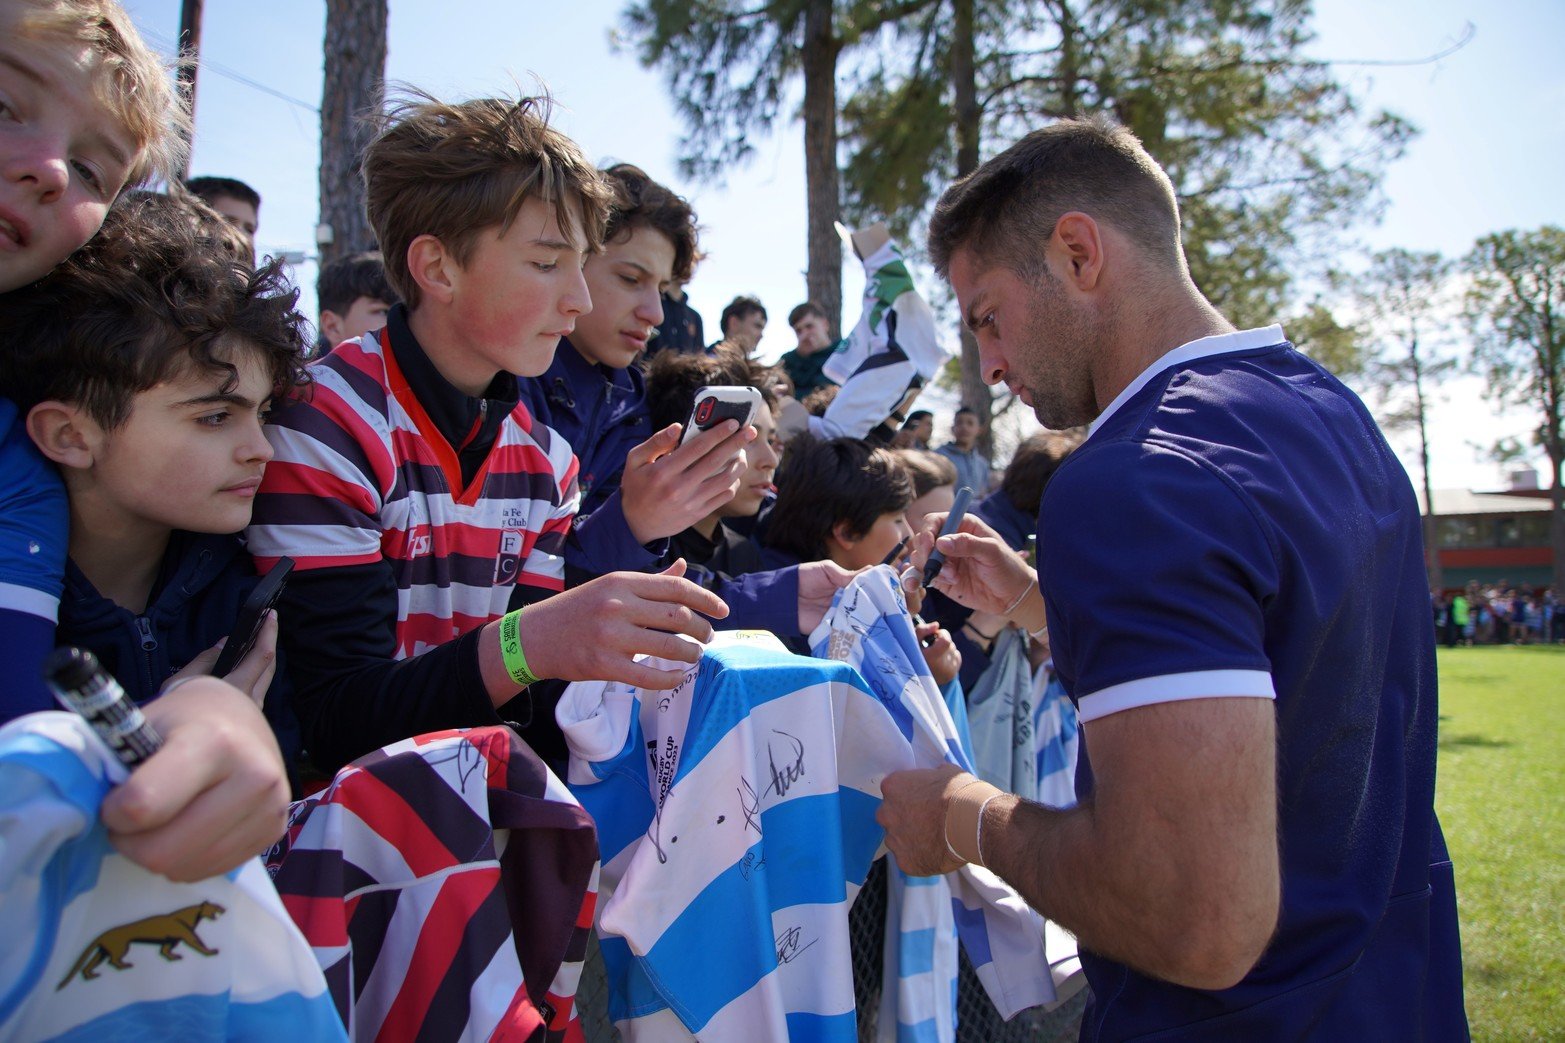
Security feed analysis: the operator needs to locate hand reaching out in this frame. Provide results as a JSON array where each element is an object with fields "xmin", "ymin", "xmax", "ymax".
[
  {"xmin": 164, "ymin": 610, "xmax": 279, "ymax": 707},
  {"xmin": 507, "ymin": 560, "xmax": 731, "ymax": 693},
  {"xmin": 916, "ymin": 620, "xmax": 962, "ymax": 688}
]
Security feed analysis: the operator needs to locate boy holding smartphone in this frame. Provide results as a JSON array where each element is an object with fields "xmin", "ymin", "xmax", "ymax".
[{"xmin": 0, "ymin": 195, "xmax": 310, "ymax": 774}]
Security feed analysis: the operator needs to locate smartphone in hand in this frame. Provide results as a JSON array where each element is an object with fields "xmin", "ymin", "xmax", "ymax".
[
  {"xmin": 212, "ymin": 557, "xmax": 294, "ymax": 677},
  {"xmin": 680, "ymin": 385, "xmax": 763, "ymax": 446}
]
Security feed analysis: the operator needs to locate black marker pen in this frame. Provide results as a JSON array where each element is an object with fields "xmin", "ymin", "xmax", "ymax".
[
  {"xmin": 44, "ymin": 647, "xmax": 163, "ymax": 768},
  {"xmin": 922, "ymin": 485, "xmax": 974, "ymax": 589}
]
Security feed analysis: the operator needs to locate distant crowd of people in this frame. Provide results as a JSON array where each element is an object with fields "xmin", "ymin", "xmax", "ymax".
[{"xmin": 1433, "ymin": 584, "xmax": 1563, "ymax": 646}]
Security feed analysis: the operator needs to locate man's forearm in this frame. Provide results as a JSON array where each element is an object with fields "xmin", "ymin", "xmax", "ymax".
[{"xmin": 976, "ymin": 702, "xmax": 1280, "ymax": 991}]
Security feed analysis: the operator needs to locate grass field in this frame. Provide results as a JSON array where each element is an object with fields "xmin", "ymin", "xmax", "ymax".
[{"xmin": 1435, "ymin": 645, "xmax": 1564, "ymax": 1040}]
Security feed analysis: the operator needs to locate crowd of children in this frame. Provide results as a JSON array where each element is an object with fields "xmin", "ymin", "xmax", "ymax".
[
  {"xmin": 0, "ymin": 0, "xmax": 1067, "ymax": 937},
  {"xmin": 0, "ymin": 7, "xmax": 1087, "ymax": 1037}
]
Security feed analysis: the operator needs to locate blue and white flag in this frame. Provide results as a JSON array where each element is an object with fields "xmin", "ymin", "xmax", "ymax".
[
  {"xmin": 0, "ymin": 712, "xmax": 346, "ymax": 1042},
  {"xmin": 1033, "ymin": 667, "xmax": 1080, "ymax": 811}
]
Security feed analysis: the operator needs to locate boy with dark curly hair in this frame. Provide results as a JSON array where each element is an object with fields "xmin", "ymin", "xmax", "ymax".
[{"xmin": 0, "ymin": 194, "xmax": 310, "ymax": 772}]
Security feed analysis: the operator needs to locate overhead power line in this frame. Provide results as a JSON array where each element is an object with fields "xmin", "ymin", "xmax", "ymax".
[{"xmin": 142, "ymin": 27, "xmax": 321, "ymax": 114}]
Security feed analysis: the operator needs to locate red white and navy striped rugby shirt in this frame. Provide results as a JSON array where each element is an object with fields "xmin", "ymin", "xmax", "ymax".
[{"xmin": 248, "ymin": 328, "xmax": 578, "ymax": 658}]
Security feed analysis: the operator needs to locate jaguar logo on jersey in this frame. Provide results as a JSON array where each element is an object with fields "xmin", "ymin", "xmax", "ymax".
[
  {"xmin": 57, "ymin": 901, "xmax": 226, "ymax": 989},
  {"xmin": 494, "ymin": 529, "xmax": 524, "ymax": 585}
]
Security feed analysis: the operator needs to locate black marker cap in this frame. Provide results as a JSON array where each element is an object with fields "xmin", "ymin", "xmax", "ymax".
[{"xmin": 44, "ymin": 646, "xmax": 100, "ymax": 691}]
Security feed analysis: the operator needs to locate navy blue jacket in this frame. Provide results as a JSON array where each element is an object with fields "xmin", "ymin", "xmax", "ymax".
[
  {"xmin": 55, "ymin": 531, "xmax": 302, "ymax": 776},
  {"xmin": 518, "ymin": 340, "xmax": 659, "ymax": 579},
  {"xmin": 972, "ymin": 487, "xmax": 1035, "ymax": 555}
]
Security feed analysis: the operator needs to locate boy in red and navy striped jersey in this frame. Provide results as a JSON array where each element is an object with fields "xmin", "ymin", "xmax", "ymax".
[{"xmin": 247, "ymin": 93, "xmax": 732, "ymax": 773}]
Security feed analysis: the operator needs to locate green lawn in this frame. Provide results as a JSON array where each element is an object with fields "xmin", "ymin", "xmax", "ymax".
[{"xmin": 1435, "ymin": 645, "xmax": 1565, "ymax": 1040}]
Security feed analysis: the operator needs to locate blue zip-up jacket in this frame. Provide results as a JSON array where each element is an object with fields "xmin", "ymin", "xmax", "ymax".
[
  {"xmin": 53, "ymin": 531, "xmax": 302, "ymax": 777},
  {"xmin": 518, "ymin": 340, "xmax": 660, "ymax": 579}
]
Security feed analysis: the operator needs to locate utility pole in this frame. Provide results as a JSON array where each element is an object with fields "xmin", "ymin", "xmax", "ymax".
[{"xmin": 174, "ymin": 0, "xmax": 203, "ymax": 178}]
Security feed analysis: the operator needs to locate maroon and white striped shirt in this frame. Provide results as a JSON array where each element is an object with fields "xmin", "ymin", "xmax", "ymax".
[{"xmin": 248, "ymin": 329, "xmax": 577, "ymax": 657}]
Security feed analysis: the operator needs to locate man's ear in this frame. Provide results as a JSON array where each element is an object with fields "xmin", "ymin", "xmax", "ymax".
[
  {"xmin": 26, "ymin": 401, "xmax": 101, "ymax": 470},
  {"xmin": 406, "ymin": 234, "xmax": 458, "ymax": 305},
  {"xmin": 318, "ymin": 309, "xmax": 344, "ymax": 346},
  {"xmin": 829, "ymin": 519, "xmax": 860, "ymax": 550},
  {"xmin": 1052, "ymin": 211, "xmax": 1105, "ymax": 291}
]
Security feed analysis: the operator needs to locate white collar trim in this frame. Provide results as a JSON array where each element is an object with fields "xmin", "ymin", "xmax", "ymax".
[{"xmin": 1086, "ymin": 325, "xmax": 1286, "ymax": 440}]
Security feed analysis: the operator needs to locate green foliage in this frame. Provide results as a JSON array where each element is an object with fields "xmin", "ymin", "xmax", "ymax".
[
  {"xmin": 1284, "ymin": 296, "xmax": 1365, "ymax": 378},
  {"xmin": 836, "ymin": 0, "xmax": 1415, "ymax": 326},
  {"xmin": 619, "ymin": 0, "xmax": 811, "ymax": 183},
  {"xmin": 1342, "ymin": 248, "xmax": 1461, "ymax": 428},
  {"xmin": 621, "ymin": 0, "xmax": 942, "ymax": 183},
  {"xmin": 1435, "ymin": 646, "xmax": 1565, "ymax": 1038},
  {"xmin": 1464, "ymin": 227, "xmax": 1565, "ymax": 448}
]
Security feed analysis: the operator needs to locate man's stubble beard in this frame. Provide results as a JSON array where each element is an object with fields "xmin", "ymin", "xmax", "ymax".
[{"xmin": 1019, "ymin": 271, "xmax": 1100, "ymax": 430}]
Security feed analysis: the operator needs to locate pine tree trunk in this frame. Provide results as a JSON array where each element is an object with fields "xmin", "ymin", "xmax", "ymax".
[
  {"xmin": 1550, "ymin": 448, "xmax": 1565, "ymax": 594},
  {"xmin": 1412, "ymin": 341, "xmax": 1443, "ymax": 590},
  {"xmin": 951, "ymin": 0, "xmax": 994, "ymax": 454},
  {"xmin": 802, "ymin": 0, "xmax": 842, "ymax": 337},
  {"xmin": 318, "ymin": 0, "xmax": 387, "ymax": 268}
]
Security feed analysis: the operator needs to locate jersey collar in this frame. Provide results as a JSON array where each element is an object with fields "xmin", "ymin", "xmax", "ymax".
[{"xmin": 1086, "ymin": 324, "xmax": 1286, "ymax": 441}]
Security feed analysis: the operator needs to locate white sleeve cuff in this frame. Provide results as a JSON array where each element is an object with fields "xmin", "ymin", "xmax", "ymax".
[
  {"xmin": 1076, "ymin": 669, "xmax": 1274, "ymax": 724},
  {"xmin": 0, "ymin": 582, "xmax": 59, "ymax": 623}
]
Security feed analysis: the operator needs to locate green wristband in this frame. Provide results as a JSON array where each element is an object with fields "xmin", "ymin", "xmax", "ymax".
[{"xmin": 498, "ymin": 608, "xmax": 540, "ymax": 688}]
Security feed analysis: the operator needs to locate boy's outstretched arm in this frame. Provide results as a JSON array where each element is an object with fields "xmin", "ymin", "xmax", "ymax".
[
  {"xmin": 493, "ymin": 559, "xmax": 727, "ymax": 691},
  {"xmin": 276, "ymin": 559, "xmax": 728, "ymax": 773},
  {"xmin": 564, "ymin": 420, "xmax": 751, "ymax": 583}
]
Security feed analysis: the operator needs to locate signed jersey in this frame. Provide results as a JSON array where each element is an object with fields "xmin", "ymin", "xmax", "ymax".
[
  {"xmin": 557, "ymin": 569, "xmax": 1064, "ymax": 1042},
  {"xmin": 0, "ymin": 713, "xmax": 345, "ymax": 1042}
]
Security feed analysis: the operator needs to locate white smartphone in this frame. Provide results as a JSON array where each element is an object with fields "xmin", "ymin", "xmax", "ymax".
[{"xmin": 680, "ymin": 385, "xmax": 764, "ymax": 445}]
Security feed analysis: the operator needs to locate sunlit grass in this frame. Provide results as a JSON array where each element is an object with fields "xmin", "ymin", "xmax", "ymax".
[{"xmin": 1435, "ymin": 645, "xmax": 1564, "ymax": 1040}]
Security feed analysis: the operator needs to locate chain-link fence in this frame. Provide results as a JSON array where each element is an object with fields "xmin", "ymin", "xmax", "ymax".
[{"xmin": 574, "ymin": 857, "xmax": 1087, "ymax": 1042}]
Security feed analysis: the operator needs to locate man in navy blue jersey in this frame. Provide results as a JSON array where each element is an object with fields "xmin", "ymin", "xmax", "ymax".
[{"xmin": 878, "ymin": 117, "xmax": 1468, "ymax": 1041}]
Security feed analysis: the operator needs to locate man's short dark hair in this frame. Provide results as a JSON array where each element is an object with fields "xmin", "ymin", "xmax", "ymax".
[
  {"xmin": 0, "ymin": 194, "xmax": 309, "ymax": 429},
  {"xmin": 720, "ymin": 295, "xmax": 766, "ymax": 334},
  {"xmin": 764, "ymin": 437, "xmax": 912, "ymax": 562},
  {"xmin": 644, "ymin": 344, "xmax": 773, "ymax": 432},
  {"xmin": 927, "ymin": 117, "xmax": 1181, "ymax": 279},
  {"xmin": 602, "ymin": 163, "xmax": 702, "ymax": 284},
  {"xmin": 905, "ymin": 409, "xmax": 933, "ymax": 426},
  {"xmin": 955, "ymin": 405, "xmax": 978, "ymax": 419},
  {"xmin": 184, "ymin": 175, "xmax": 261, "ymax": 211},
  {"xmin": 788, "ymin": 301, "xmax": 827, "ymax": 328},
  {"xmin": 317, "ymin": 251, "xmax": 398, "ymax": 316}
]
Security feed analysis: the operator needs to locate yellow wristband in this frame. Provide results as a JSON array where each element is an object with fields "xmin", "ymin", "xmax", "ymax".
[
  {"xmin": 497, "ymin": 608, "xmax": 540, "ymax": 688},
  {"xmin": 945, "ymin": 775, "xmax": 1003, "ymax": 866}
]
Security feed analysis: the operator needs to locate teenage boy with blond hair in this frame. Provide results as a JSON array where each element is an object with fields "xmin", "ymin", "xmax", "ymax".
[
  {"xmin": 0, "ymin": 0, "xmax": 289, "ymax": 881},
  {"xmin": 247, "ymin": 94, "xmax": 730, "ymax": 773}
]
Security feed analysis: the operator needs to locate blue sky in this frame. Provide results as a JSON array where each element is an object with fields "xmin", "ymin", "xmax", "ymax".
[{"xmin": 121, "ymin": 0, "xmax": 1564, "ymax": 486}]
